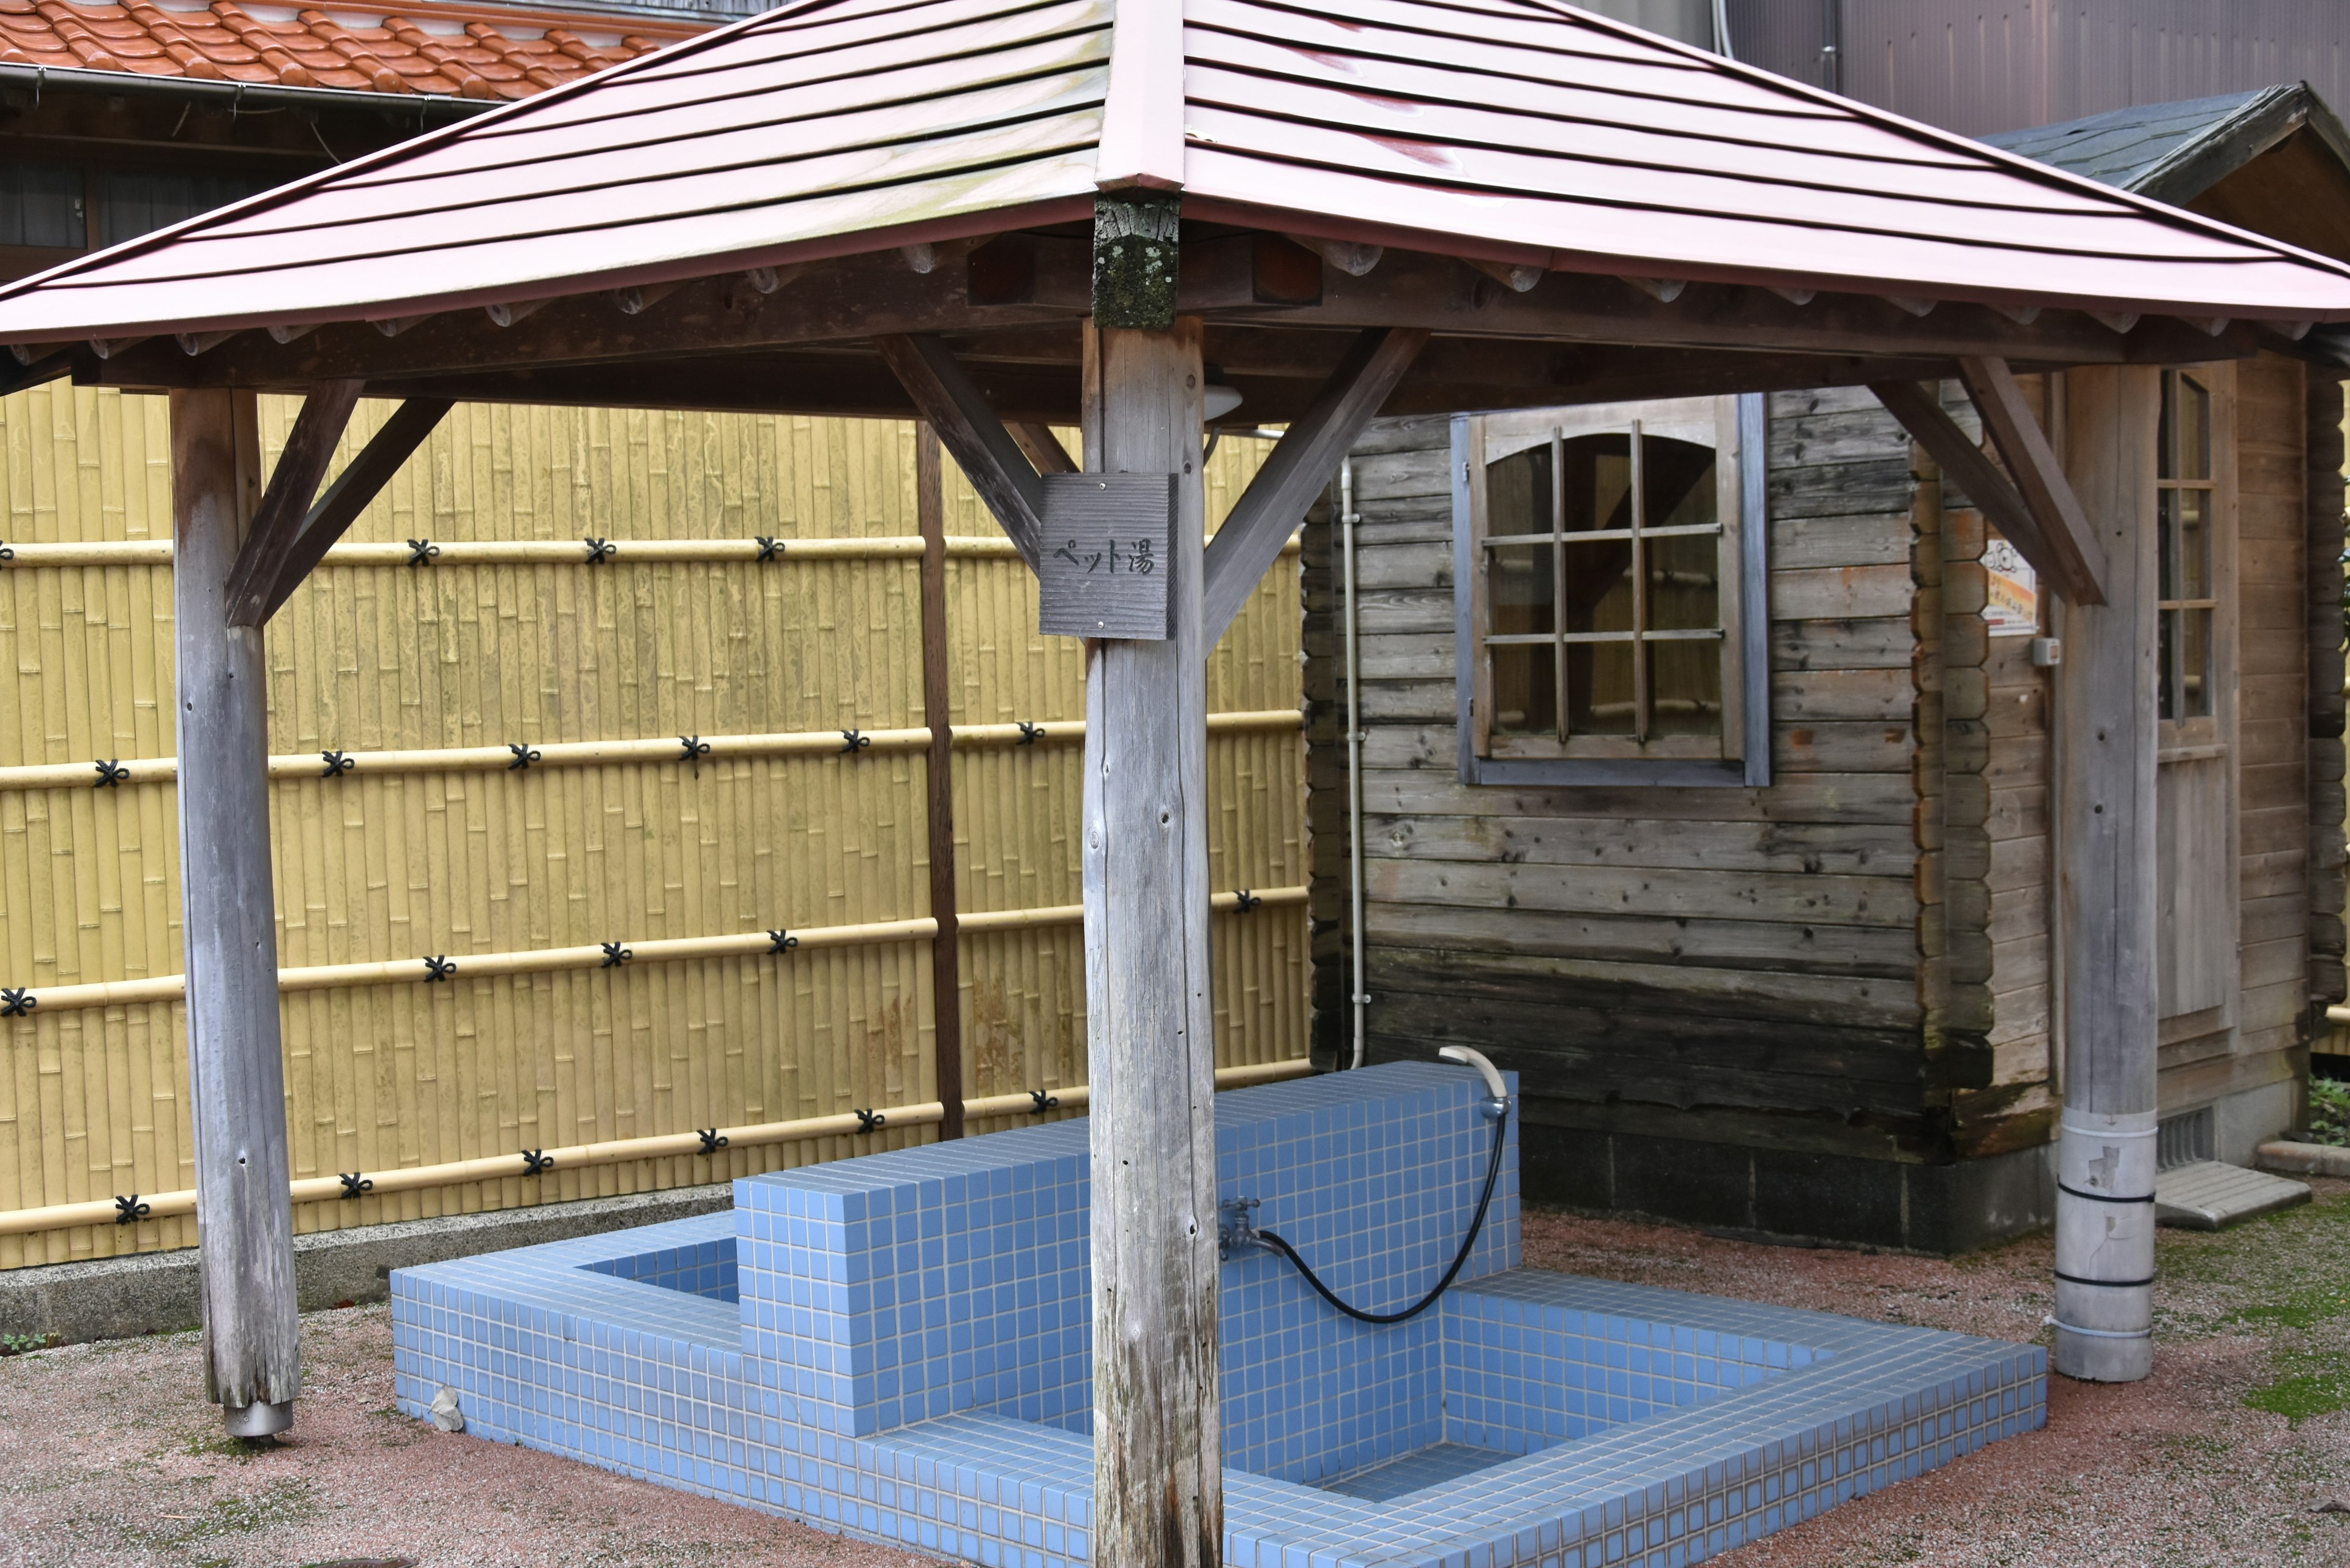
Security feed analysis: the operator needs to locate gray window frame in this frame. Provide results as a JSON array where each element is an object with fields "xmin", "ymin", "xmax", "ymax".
[{"xmin": 1450, "ymin": 392, "xmax": 1770, "ymax": 788}]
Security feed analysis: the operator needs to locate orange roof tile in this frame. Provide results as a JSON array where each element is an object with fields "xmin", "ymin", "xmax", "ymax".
[{"xmin": 0, "ymin": 0, "xmax": 703, "ymax": 100}]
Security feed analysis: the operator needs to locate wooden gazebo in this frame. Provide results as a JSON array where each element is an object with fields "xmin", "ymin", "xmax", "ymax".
[{"xmin": 4, "ymin": 0, "xmax": 2349, "ymax": 1555}]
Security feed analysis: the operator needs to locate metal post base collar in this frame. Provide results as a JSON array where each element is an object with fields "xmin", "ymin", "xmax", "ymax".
[{"xmin": 222, "ymin": 1399, "xmax": 294, "ymax": 1438}]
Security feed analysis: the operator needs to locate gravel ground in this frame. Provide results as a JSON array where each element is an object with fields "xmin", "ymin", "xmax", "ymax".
[{"xmin": 2, "ymin": 1182, "xmax": 2346, "ymax": 1568}]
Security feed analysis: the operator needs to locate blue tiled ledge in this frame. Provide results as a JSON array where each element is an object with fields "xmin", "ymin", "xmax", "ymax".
[{"xmin": 391, "ymin": 1064, "xmax": 2045, "ymax": 1568}]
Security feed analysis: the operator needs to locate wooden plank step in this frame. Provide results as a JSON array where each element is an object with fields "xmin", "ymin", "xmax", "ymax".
[{"xmin": 2152, "ymin": 1160, "xmax": 2311, "ymax": 1230}]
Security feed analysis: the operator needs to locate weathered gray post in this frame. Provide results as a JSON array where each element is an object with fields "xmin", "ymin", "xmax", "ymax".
[
  {"xmin": 171, "ymin": 389, "xmax": 302, "ymax": 1435},
  {"xmin": 2052, "ymin": 366, "xmax": 2160, "ymax": 1382},
  {"xmin": 1080, "ymin": 192, "xmax": 1222, "ymax": 1568}
]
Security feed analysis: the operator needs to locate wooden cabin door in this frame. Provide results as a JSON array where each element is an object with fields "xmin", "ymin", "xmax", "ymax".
[{"xmin": 2152, "ymin": 365, "xmax": 2239, "ymax": 1043}]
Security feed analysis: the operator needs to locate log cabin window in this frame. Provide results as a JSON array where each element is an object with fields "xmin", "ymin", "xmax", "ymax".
[
  {"xmin": 1451, "ymin": 396, "xmax": 1767, "ymax": 786},
  {"xmin": 2152, "ymin": 365, "xmax": 2238, "ymax": 1043}
]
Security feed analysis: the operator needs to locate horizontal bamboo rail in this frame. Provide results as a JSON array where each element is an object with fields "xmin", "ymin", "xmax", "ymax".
[
  {"xmin": 0, "ymin": 887, "xmax": 1307, "ymax": 1017},
  {"xmin": 0, "ymin": 1058, "xmax": 1315, "ymax": 1239},
  {"xmin": 0, "ymin": 534, "xmax": 1302, "ymax": 570},
  {"xmin": 0, "ymin": 709, "xmax": 1305, "ymax": 793}
]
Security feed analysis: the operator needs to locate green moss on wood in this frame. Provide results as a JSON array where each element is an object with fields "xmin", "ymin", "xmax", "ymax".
[{"xmin": 1093, "ymin": 193, "xmax": 1181, "ymax": 330}]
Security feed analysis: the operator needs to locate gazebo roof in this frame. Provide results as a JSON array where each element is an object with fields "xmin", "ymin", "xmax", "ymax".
[{"xmin": 5, "ymin": 0, "xmax": 2350, "ymax": 345}]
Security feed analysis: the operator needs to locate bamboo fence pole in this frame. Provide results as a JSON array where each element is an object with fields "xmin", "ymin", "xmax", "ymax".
[
  {"xmin": 0, "ymin": 1058, "xmax": 1311, "ymax": 1239},
  {"xmin": 0, "ymin": 711, "xmax": 1304, "ymax": 792},
  {"xmin": 0, "ymin": 894, "xmax": 1303, "ymax": 1015},
  {"xmin": 0, "ymin": 536, "xmax": 1297, "ymax": 569}
]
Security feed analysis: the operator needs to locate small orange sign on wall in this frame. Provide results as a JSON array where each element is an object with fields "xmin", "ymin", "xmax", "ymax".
[{"xmin": 1983, "ymin": 535, "xmax": 2039, "ymax": 637}]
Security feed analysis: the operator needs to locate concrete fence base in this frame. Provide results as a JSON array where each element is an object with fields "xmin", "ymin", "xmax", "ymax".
[{"xmin": 0, "ymin": 1184, "xmax": 734, "ymax": 1348}]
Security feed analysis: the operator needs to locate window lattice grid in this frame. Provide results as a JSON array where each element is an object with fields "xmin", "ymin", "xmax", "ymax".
[{"xmin": 1479, "ymin": 422, "xmax": 1726, "ymax": 747}]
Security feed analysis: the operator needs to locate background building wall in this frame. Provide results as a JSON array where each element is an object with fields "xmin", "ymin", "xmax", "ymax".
[{"xmin": 1725, "ymin": 1, "xmax": 2350, "ymax": 135}]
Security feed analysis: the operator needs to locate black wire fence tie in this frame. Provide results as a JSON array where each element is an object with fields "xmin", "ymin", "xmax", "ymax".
[
  {"xmin": 583, "ymin": 536, "xmax": 617, "ymax": 564},
  {"xmin": 854, "ymin": 1108, "xmax": 886, "ymax": 1133},
  {"xmin": 521, "ymin": 1149, "xmax": 553, "ymax": 1176},
  {"xmin": 507, "ymin": 743, "xmax": 540, "ymax": 770},
  {"xmin": 755, "ymin": 537, "xmax": 783, "ymax": 562},
  {"xmin": 93, "ymin": 758, "xmax": 129, "ymax": 787},
  {"xmin": 1029, "ymin": 1089, "xmax": 1058, "ymax": 1112},
  {"xmin": 1016, "ymin": 721, "xmax": 1045, "ymax": 745},
  {"xmin": 1, "ymin": 988, "xmax": 33, "ymax": 1017},
  {"xmin": 114, "ymin": 1195, "xmax": 149, "ymax": 1225},
  {"xmin": 321, "ymin": 750, "xmax": 355, "ymax": 777},
  {"xmin": 697, "ymin": 1128, "xmax": 729, "ymax": 1155},
  {"xmin": 423, "ymin": 955, "xmax": 455, "ymax": 982},
  {"xmin": 338, "ymin": 1172, "xmax": 373, "ymax": 1198},
  {"xmin": 406, "ymin": 539, "xmax": 439, "ymax": 566},
  {"xmin": 1234, "ymin": 889, "xmax": 1262, "ymax": 912},
  {"xmin": 840, "ymin": 729, "xmax": 870, "ymax": 754},
  {"xmin": 679, "ymin": 736, "xmax": 711, "ymax": 767},
  {"xmin": 767, "ymin": 930, "xmax": 799, "ymax": 955},
  {"xmin": 0, "ymin": 542, "xmax": 14, "ymax": 562},
  {"xmin": 600, "ymin": 941, "xmax": 632, "ymax": 968}
]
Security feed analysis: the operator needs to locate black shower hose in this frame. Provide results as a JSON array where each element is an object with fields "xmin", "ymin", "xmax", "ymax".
[{"xmin": 1255, "ymin": 1100, "xmax": 1510, "ymax": 1326}]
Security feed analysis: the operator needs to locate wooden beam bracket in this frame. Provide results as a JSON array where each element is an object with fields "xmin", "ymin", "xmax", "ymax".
[
  {"xmin": 877, "ymin": 333, "xmax": 1046, "ymax": 569},
  {"xmin": 223, "ymin": 379, "xmax": 364, "ymax": 627},
  {"xmin": 1870, "ymin": 372, "xmax": 2106, "ymax": 606},
  {"xmin": 228, "ymin": 393, "xmax": 453, "ymax": 627},
  {"xmin": 1201, "ymin": 327, "xmax": 1428, "ymax": 643},
  {"xmin": 1955, "ymin": 355, "xmax": 2110, "ymax": 604}
]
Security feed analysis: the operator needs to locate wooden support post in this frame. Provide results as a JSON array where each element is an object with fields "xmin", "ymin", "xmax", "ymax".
[
  {"xmin": 171, "ymin": 389, "xmax": 302, "ymax": 1435},
  {"xmin": 917, "ymin": 424, "xmax": 966, "ymax": 1141},
  {"xmin": 1082, "ymin": 316, "xmax": 1221, "ymax": 1568},
  {"xmin": 2052, "ymin": 366, "xmax": 2160, "ymax": 1383}
]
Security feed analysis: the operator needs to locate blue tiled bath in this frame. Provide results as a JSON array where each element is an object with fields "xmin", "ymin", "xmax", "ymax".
[{"xmin": 391, "ymin": 1063, "xmax": 2045, "ymax": 1567}]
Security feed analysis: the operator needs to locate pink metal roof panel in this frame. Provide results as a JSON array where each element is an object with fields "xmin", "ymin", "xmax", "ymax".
[{"xmin": 4, "ymin": 0, "xmax": 2350, "ymax": 341}]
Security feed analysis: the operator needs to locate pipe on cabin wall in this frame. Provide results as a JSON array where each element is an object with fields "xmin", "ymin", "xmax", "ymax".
[{"xmin": 1341, "ymin": 458, "xmax": 1368, "ymax": 1070}]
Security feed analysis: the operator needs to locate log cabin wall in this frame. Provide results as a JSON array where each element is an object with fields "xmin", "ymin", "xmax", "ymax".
[
  {"xmin": 1310, "ymin": 362, "xmax": 2341, "ymax": 1252},
  {"xmin": 2166, "ymin": 351, "xmax": 2322, "ymax": 1153},
  {"xmin": 1309, "ymin": 394, "xmax": 1999, "ymax": 1253}
]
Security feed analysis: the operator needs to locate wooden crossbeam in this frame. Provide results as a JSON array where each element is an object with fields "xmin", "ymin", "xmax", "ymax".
[
  {"xmin": 226, "ymin": 395, "xmax": 453, "ymax": 627},
  {"xmin": 876, "ymin": 334, "xmax": 1044, "ymax": 570},
  {"xmin": 1201, "ymin": 327, "xmax": 1427, "ymax": 643},
  {"xmin": 1870, "ymin": 375, "xmax": 2106, "ymax": 605},
  {"xmin": 223, "ymin": 379, "xmax": 362, "ymax": 626},
  {"xmin": 1956, "ymin": 356, "xmax": 2109, "ymax": 603}
]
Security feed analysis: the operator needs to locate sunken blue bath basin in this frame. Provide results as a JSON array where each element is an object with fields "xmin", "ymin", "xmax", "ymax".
[{"xmin": 390, "ymin": 1063, "xmax": 2045, "ymax": 1568}]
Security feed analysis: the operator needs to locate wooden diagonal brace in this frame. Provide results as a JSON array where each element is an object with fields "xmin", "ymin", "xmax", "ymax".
[
  {"xmin": 1956, "ymin": 356, "xmax": 2109, "ymax": 604},
  {"xmin": 876, "ymin": 334, "xmax": 1044, "ymax": 570},
  {"xmin": 223, "ymin": 379, "xmax": 362, "ymax": 627},
  {"xmin": 229, "ymin": 395, "xmax": 453, "ymax": 627},
  {"xmin": 1870, "ymin": 376, "xmax": 2106, "ymax": 606},
  {"xmin": 1011, "ymin": 422, "xmax": 1078, "ymax": 476},
  {"xmin": 1201, "ymin": 327, "xmax": 1427, "ymax": 644}
]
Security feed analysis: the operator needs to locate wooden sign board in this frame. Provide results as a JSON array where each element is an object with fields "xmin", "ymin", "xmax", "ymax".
[{"xmin": 1037, "ymin": 472, "xmax": 1177, "ymax": 640}]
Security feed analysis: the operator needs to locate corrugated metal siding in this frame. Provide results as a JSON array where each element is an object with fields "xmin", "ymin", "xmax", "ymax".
[
  {"xmin": 1731, "ymin": 1, "xmax": 2350, "ymax": 137},
  {"xmin": 0, "ymin": 387, "xmax": 1307, "ymax": 1265}
]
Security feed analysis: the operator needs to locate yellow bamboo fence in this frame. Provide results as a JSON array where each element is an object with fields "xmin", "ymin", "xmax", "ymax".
[{"xmin": 0, "ymin": 387, "xmax": 1310, "ymax": 1266}]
